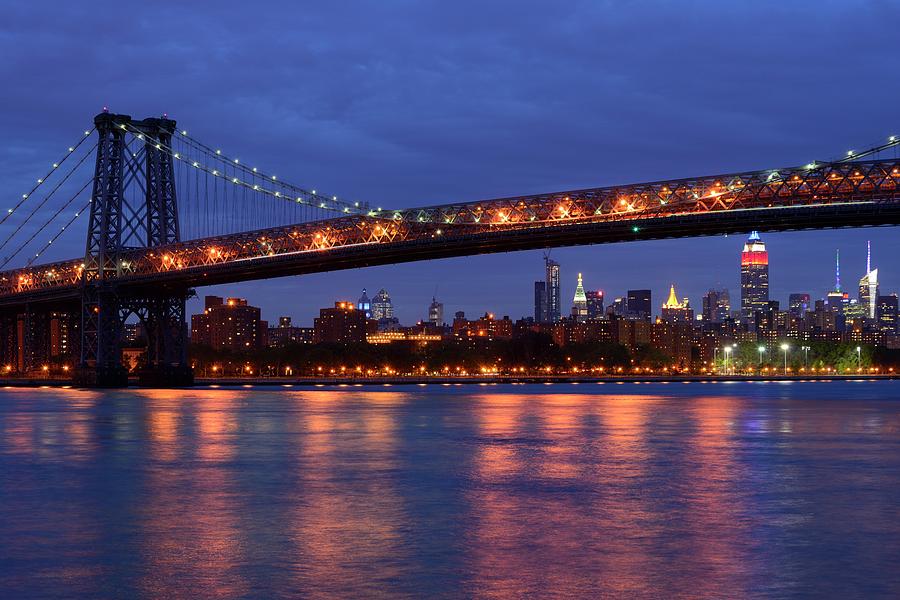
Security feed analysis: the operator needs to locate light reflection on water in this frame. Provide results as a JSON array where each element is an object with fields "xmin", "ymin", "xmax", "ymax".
[{"xmin": 0, "ymin": 382, "xmax": 899, "ymax": 598}]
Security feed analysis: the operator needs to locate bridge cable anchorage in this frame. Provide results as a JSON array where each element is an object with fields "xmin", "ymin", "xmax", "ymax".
[
  {"xmin": 174, "ymin": 130, "xmax": 368, "ymax": 217},
  {"xmin": 0, "ymin": 142, "xmax": 97, "ymax": 256},
  {"xmin": 127, "ymin": 123, "xmax": 368, "ymax": 220},
  {"xmin": 26, "ymin": 200, "xmax": 91, "ymax": 267},
  {"xmin": 0, "ymin": 128, "xmax": 95, "ymax": 226},
  {"xmin": 0, "ymin": 177, "xmax": 93, "ymax": 270}
]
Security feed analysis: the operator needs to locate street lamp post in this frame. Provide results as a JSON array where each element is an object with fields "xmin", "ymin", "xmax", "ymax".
[
  {"xmin": 758, "ymin": 345, "xmax": 765, "ymax": 369},
  {"xmin": 714, "ymin": 348, "xmax": 719, "ymax": 373},
  {"xmin": 724, "ymin": 346, "xmax": 732, "ymax": 376},
  {"xmin": 802, "ymin": 346, "xmax": 810, "ymax": 368},
  {"xmin": 780, "ymin": 343, "xmax": 790, "ymax": 376},
  {"xmin": 856, "ymin": 346, "xmax": 862, "ymax": 372}
]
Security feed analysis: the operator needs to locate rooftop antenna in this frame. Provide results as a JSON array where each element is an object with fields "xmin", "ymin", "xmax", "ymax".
[
  {"xmin": 835, "ymin": 249, "xmax": 841, "ymax": 292},
  {"xmin": 867, "ymin": 240, "xmax": 871, "ymax": 274}
]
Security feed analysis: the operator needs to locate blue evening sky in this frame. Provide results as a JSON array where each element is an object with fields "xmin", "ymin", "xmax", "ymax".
[{"xmin": 1, "ymin": 1, "xmax": 898, "ymax": 324}]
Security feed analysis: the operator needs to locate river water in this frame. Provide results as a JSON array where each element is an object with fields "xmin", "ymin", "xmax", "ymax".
[{"xmin": 0, "ymin": 381, "xmax": 898, "ymax": 598}]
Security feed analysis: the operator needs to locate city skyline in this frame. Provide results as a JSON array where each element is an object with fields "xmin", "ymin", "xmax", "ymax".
[
  {"xmin": 198, "ymin": 231, "xmax": 897, "ymax": 328},
  {"xmin": 3, "ymin": 3, "xmax": 899, "ymax": 335}
]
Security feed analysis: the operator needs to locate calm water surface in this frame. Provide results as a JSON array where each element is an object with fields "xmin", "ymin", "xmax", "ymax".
[{"xmin": 1, "ymin": 381, "xmax": 899, "ymax": 598}]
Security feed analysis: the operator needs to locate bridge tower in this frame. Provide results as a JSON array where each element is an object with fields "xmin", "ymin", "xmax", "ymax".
[{"xmin": 75, "ymin": 112, "xmax": 192, "ymax": 387}]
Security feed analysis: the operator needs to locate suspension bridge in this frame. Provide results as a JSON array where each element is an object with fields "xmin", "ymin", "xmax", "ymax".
[{"xmin": 1, "ymin": 111, "xmax": 899, "ymax": 386}]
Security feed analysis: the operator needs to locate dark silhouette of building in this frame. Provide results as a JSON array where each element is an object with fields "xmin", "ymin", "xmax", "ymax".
[
  {"xmin": 586, "ymin": 290, "xmax": 605, "ymax": 319},
  {"xmin": 877, "ymin": 295, "xmax": 898, "ymax": 334},
  {"xmin": 545, "ymin": 258, "xmax": 561, "ymax": 322},
  {"xmin": 314, "ymin": 301, "xmax": 372, "ymax": 343},
  {"xmin": 702, "ymin": 289, "xmax": 730, "ymax": 323},
  {"xmin": 191, "ymin": 296, "xmax": 268, "ymax": 351},
  {"xmin": 627, "ymin": 289, "xmax": 652, "ymax": 320},
  {"xmin": 534, "ymin": 280, "xmax": 547, "ymax": 322}
]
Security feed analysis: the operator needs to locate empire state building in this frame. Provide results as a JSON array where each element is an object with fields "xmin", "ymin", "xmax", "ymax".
[{"xmin": 740, "ymin": 231, "xmax": 769, "ymax": 323}]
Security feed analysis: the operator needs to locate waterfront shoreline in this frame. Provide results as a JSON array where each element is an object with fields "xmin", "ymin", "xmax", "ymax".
[{"xmin": 2, "ymin": 373, "xmax": 898, "ymax": 388}]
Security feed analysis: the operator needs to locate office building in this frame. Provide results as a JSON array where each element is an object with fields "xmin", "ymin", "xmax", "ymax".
[
  {"xmin": 357, "ymin": 289, "xmax": 372, "ymax": 318},
  {"xmin": 586, "ymin": 290, "xmax": 604, "ymax": 319},
  {"xmin": 428, "ymin": 296, "xmax": 444, "ymax": 325},
  {"xmin": 740, "ymin": 231, "xmax": 769, "ymax": 323},
  {"xmin": 877, "ymin": 295, "xmax": 898, "ymax": 334},
  {"xmin": 371, "ymin": 289, "xmax": 394, "ymax": 321},
  {"xmin": 858, "ymin": 241, "xmax": 879, "ymax": 319},
  {"xmin": 702, "ymin": 289, "xmax": 730, "ymax": 323},
  {"xmin": 627, "ymin": 289, "xmax": 652, "ymax": 320},
  {"xmin": 788, "ymin": 293, "xmax": 811, "ymax": 320},
  {"xmin": 660, "ymin": 284, "xmax": 694, "ymax": 323},
  {"xmin": 534, "ymin": 280, "xmax": 547, "ymax": 322},
  {"xmin": 571, "ymin": 273, "xmax": 588, "ymax": 322},
  {"xmin": 545, "ymin": 258, "xmax": 561, "ymax": 322}
]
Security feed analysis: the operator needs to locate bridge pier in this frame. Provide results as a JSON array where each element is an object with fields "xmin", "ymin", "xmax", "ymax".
[{"xmin": 76, "ymin": 284, "xmax": 193, "ymax": 388}]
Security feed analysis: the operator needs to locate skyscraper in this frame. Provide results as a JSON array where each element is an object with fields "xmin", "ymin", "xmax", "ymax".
[
  {"xmin": 788, "ymin": 293, "xmax": 811, "ymax": 320},
  {"xmin": 826, "ymin": 249, "xmax": 847, "ymax": 315},
  {"xmin": 877, "ymin": 295, "xmax": 898, "ymax": 335},
  {"xmin": 371, "ymin": 289, "xmax": 394, "ymax": 321},
  {"xmin": 740, "ymin": 231, "xmax": 769, "ymax": 323},
  {"xmin": 534, "ymin": 280, "xmax": 547, "ymax": 322},
  {"xmin": 428, "ymin": 296, "xmax": 444, "ymax": 325},
  {"xmin": 571, "ymin": 273, "xmax": 588, "ymax": 322},
  {"xmin": 357, "ymin": 288, "xmax": 372, "ymax": 318},
  {"xmin": 702, "ymin": 289, "xmax": 730, "ymax": 323},
  {"xmin": 661, "ymin": 284, "xmax": 693, "ymax": 323},
  {"xmin": 586, "ymin": 290, "xmax": 604, "ymax": 319},
  {"xmin": 858, "ymin": 241, "xmax": 879, "ymax": 319},
  {"xmin": 627, "ymin": 289, "xmax": 651, "ymax": 320},
  {"xmin": 545, "ymin": 257, "xmax": 561, "ymax": 322}
]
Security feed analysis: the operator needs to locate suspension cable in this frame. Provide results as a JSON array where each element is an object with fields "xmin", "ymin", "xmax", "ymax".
[
  {"xmin": 124, "ymin": 123, "xmax": 365, "ymax": 219},
  {"xmin": 0, "ymin": 128, "xmax": 94, "ymax": 226},
  {"xmin": 0, "ymin": 142, "xmax": 96, "ymax": 255},
  {"xmin": 176, "ymin": 130, "xmax": 367, "ymax": 214},
  {"xmin": 26, "ymin": 200, "xmax": 92, "ymax": 266},
  {"xmin": 0, "ymin": 179, "xmax": 92, "ymax": 269}
]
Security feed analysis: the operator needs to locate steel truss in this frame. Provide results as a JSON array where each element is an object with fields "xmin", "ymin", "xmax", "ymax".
[{"xmin": 77, "ymin": 113, "xmax": 189, "ymax": 386}]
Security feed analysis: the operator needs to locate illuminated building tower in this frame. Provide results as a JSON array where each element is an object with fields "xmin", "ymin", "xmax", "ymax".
[
  {"xmin": 371, "ymin": 289, "xmax": 394, "ymax": 321},
  {"xmin": 571, "ymin": 273, "xmax": 588, "ymax": 322},
  {"xmin": 428, "ymin": 296, "xmax": 444, "ymax": 325},
  {"xmin": 534, "ymin": 281, "xmax": 547, "ymax": 322},
  {"xmin": 858, "ymin": 241, "xmax": 879, "ymax": 319},
  {"xmin": 877, "ymin": 295, "xmax": 898, "ymax": 334},
  {"xmin": 627, "ymin": 289, "xmax": 652, "ymax": 320},
  {"xmin": 586, "ymin": 290, "xmax": 604, "ymax": 319},
  {"xmin": 788, "ymin": 293, "xmax": 811, "ymax": 320},
  {"xmin": 740, "ymin": 231, "xmax": 769, "ymax": 324},
  {"xmin": 826, "ymin": 249, "xmax": 848, "ymax": 314},
  {"xmin": 660, "ymin": 284, "xmax": 694, "ymax": 323},
  {"xmin": 702, "ymin": 289, "xmax": 730, "ymax": 323},
  {"xmin": 545, "ymin": 258, "xmax": 561, "ymax": 322},
  {"xmin": 357, "ymin": 288, "xmax": 372, "ymax": 318}
]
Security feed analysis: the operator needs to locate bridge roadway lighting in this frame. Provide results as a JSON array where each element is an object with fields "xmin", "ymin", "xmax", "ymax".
[{"xmin": 780, "ymin": 343, "xmax": 790, "ymax": 375}]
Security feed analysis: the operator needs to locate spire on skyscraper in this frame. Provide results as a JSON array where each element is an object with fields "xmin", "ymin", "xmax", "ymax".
[{"xmin": 835, "ymin": 249, "xmax": 841, "ymax": 293}]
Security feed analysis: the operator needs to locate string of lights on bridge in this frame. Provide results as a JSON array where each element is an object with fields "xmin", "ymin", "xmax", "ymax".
[
  {"xmin": 120, "ymin": 122, "xmax": 375, "ymax": 219},
  {"xmin": 3, "ymin": 122, "xmax": 900, "ymax": 274},
  {"xmin": 1, "ymin": 128, "xmax": 94, "ymax": 226}
]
